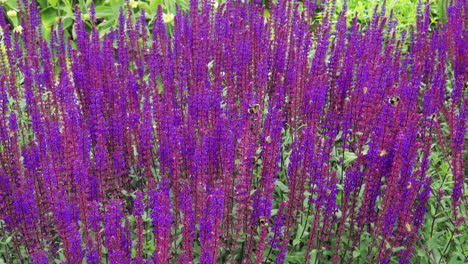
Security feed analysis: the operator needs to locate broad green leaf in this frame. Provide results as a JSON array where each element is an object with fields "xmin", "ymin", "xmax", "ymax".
[
  {"xmin": 435, "ymin": 216, "xmax": 448, "ymax": 224},
  {"xmin": 47, "ymin": 0, "xmax": 58, "ymax": 6},
  {"xmin": 353, "ymin": 250, "xmax": 360, "ymax": 258},
  {"xmin": 41, "ymin": 7, "xmax": 57, "ymax": 27},
  {"xmin": 96, "ymin": 6, "xmax": 115, "ymax": 18},
  {"xmin": 285, "ymin": 251, "xmax": 305, "ymax": 263},
  {"xmin": 270, "ymin": 209, "xmax": 278, "ymax": 217},
  {"xmin": 427, "ymin": 236, "xmax": 442, "ymax": 251},
  {"xmin": 62, "ymin": 16, "xmax": 74, "ymax": 30},
  {"xmin": 37, "ymin": 0, "xmax": 48, "ymax": 8},
  {"xmin": 309, "ymin": 249, "xmax": 318, "ymax": 263},
  {"xmin": 110, "ymin": 0, "xmax": 126, "ymax": 12},
  {"xmin": 295, "ymin": 224, "xmax": 306, "ymax": 240},
  {"xmin": 344, "ymin": 151, "xmax": 357, "ymax": 164},
  {"xmin": 3, "ymin": 0, "xmax": 18, "ymax": 10},
  {"xmin": 275, "ymin": 180, "xmax": 290, "ymax": 193},
  {"xmin": 62, "ymin": 0, "xmax": 73, "ymax": 10},
  {"xmin": 97, "ymin": 17, "xmax": 117, "ymax": 36},
  {"xmin": 148, "ymin": 0, "xmax": 163, "ymax": 15},
  {"xmin": 138, "ymin": 2, "xmax": 150, "ymax": 11},
  {"xmin": 416, "ymin": 248, "xmax": 426, "ymax": 257},
  {"xmin": 78, "ymin": 0, "xmax": 87, "ymax": 12},
  {"xmin": 292, "ymin": 238, "xmax": 301, "ymax": 246}
]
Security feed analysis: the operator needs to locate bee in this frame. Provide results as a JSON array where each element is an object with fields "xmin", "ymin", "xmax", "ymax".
[
  {"xmin": 248, "ymin": 104, "xmax": 260, "ymax": 114},
  {"xmin": 326, "ymin": 189, "xmax": 332, "ymax": 196},
  {"xmin": 253, "ymin": 155, "xmax": 262, "ymax": 165},
  {"xmin": 406, "ymin": 182, "xmax": 412, "ymax": 189},
  {"xmin": 259, "ymin": 217, "xmax": 269, "ymax": 227},
  {"xmin": 416, "ymin": 131, "xmax": 423, "ymax": 139},
  {"xmin": 265, "ymin": 136, "xmax": 272, "ymax": 143},
  {"xmin": 429, "ymin": 113, "xmax": 437, "ymax": 121},
  {"xmin": 379, "ymin": 149, "xmax": 387, "ymax": 157},
  {"xmin": 405, "ymin": 223, "xmax": 412, "ymax": 232},
  {"xmin": 464, "ymin": 81, "xmax": 468, "ymax": 91},
  {"xmin": 388, "ymin": 96, "xmax": 400, "ymax": 106},
  {"xmin": 95, "ymin": 17, "xmax": 105, "ymax": 24}
]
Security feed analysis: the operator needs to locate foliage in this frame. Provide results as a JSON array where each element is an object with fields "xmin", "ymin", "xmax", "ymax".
[
  {"xmin": 0, "ymin": 0, "xmax": 466, "ymax": 263},
  {"xmin": 0, "ymin": 0, "xmax": 189, "ymax": 40},
  {"xmin": 335, "ymin": 0, "xmax": 450, "ymax": 32},
  {"xmin": 0, "ymin": 1, "xmax": 452, "ymax": 39}
]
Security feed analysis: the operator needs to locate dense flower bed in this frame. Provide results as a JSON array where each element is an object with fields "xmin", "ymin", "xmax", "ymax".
[{"xmin": 0, "ymin": 0, "xmax": 466, "ymax": 263}]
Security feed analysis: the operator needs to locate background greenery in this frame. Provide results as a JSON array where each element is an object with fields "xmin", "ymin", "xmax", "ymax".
[
  {"xmin": 0, "ymin": 0, "xmax": 450, "ymax": 40},
  {"xmin": 0, "ymin": 0, "xmax": 465, "ymax": 263}
]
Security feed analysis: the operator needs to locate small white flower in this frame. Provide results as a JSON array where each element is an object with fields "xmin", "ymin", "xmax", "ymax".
[
  {"xmin": 130, "ymin": 0, "xmax": 138, "ymax": 9},
  {"xmin": 162, "ymin": 13, "xmax": 175, "ymax": 24},
  {"xmin": 7, "ymin": 10, "xmax": 17, "ymax": 18},
  {"xmin": 212, "ymin": 0, "xmax": 219, "ymax": 10},
  {"xmin": 13, "ymin": 25, "xmax": 23, "ymax": 34}
]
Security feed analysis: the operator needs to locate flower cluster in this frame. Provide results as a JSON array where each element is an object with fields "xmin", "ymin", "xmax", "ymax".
[{"xmin": 0, "ymin": 0, "xmax": 465, "ymax": 263}]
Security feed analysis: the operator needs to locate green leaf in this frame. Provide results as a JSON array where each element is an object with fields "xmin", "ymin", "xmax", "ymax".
[
  {"xmin": 3, "ymin": 0, "xmax": 18, "ymax": 10},
  {"xmin": 427, "ymin": 236, "xmax": 442, "ymax": 251},
  {"xmin": 110, "ymin": 0, "xmax": 126, "ymax": 12},
  {"xmin": 295, "ymin": 224, "xmax": 307, "ymax": 240},
  {"xmin": 335, "ymin": 131, "xmax": 343, "ymax": 141},
  {"xmin": 19, "ymin": 98, "xmax": 27, "ymax": 109},
  {"xmin": 416, "ymin": 248, "xmax": 426, "ymax": 257},
  {"xmin": 353, "ymin": 250, "xmax": 360, "ymax": 258},
  {"xmin": 54, "ymin": 5, "xmax": 74, "ymax": 16},
  {"xmin": 97, "ymin": 18, "xmax": 117, "ymax": 36},
  {"xmin": 270, "ymin": 209, "xmax": 278, "ymax": 217},
  {"xmin": 41, "ymin": 7, "xmax": 57, "ymax": 27},
  {"xmin": 435, "ymin": 216, "xmax": 448, "ymax": 224},
  {"xmin": 78, "ymin": 0, "xmax": 87, "ymax": 12},
  {"xmin": 62, "ymin": 0, "xmax": 73, "ymax": 10},
  {"xmin": 392, "ymin": 246, "xmax": 406, "ymax": 253},
  {"xmin": 42, "ymin": 26, "xmax": 52, "ymax": 41},
  {"xmin": 0, "ymin": 235, "xmax": 12, "ymax": 245},
  {"xmin": 448, "ymin": 253, "xmax": 464, "ymax": 264},
  {"xmin": 344, "ymin": 151, "xmax": 357, "ymax": 164},
  {"xmin": 292, "ymin": 238, "xmax": 301, "ymax": 246},
  {"xmin": 285, "ymin": 251, "xmax": 305, "ymax": 263},
  {"xmin": 47, "ymin": 0, "xmax": 58, "ymax": 6},
  {"xmin": 96, "ymin": 6, "xmax": 115, "ymax": 18},
  {"xmin": 275, "ymin": 180, "xmax": 289, "ymax": 193},
  {"xmin": 62, "ymin": 16, "xmax": 74, "ymax": 30},
  {"xmin": 138, "ymin": 2, "xmax": 150, "ymax": 11},
  {"xmin": 149, "ymin": 0, "xmax": 163, "ymax": 14},
  {"xmin": 309, "ymin": 249, "xmax": 318, "ymax": 263}
]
